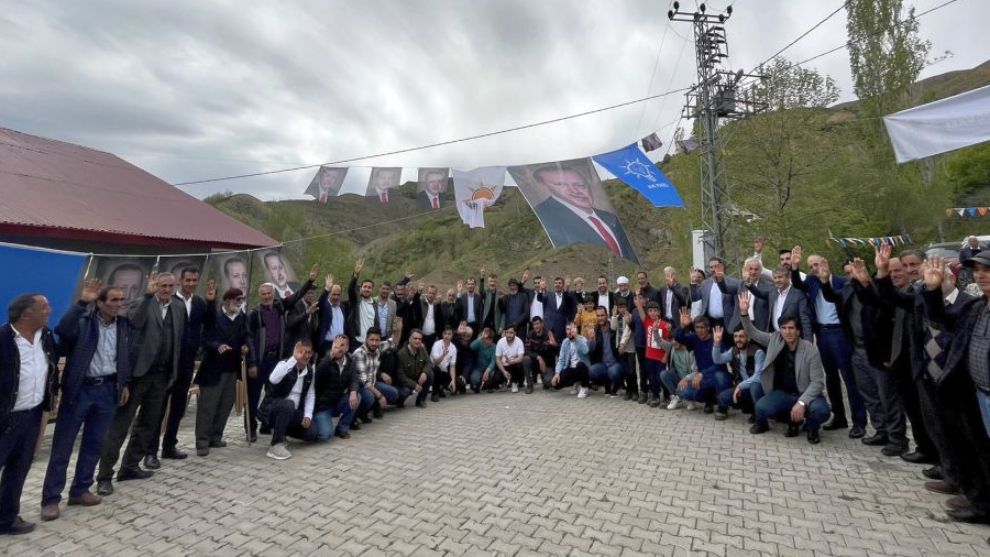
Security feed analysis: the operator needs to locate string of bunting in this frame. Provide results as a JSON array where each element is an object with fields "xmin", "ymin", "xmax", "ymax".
[
  {"xmin": 945, "ymin": 207, "xmax": 990, "ymax": 218},
  {"xmin": 827, "ymin": 234, "xmax": 912, "ymax": 248}
]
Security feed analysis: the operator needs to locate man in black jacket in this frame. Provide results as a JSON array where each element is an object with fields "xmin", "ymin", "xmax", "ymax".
[
  {"xmin": 246, "ymin": 264, "xmax": 316, "ymax": 441},
  {"xmin": 148, "ymin": 267, "xmax": 208, "ymax": 464},
  {"xmin": 396, "ymin": 329, "xmax": 433, "ymax": 407},
  {"xmin": 0, "ymin": 293, "xmax": 57, "ymax": 536},
  {"xmin": 346, "ymin": 258, "xmax": 379, "ymax": 352},
  {"xmin": 310, "ymin": 335, "xmax": 365, "ymax": 440},
  {"xmin": 194, "ymin": 286, "xmax": 256, "ymax": 457},
  {"xmin": 261, "ymin": 340, "xmax": 316, "ymax": 460},
  {"xmin": 41, "ymin": 281, "xmax": 130, "ymax": 521}
]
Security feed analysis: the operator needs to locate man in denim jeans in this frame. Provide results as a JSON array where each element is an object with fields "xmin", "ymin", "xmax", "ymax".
[
  {"xmin": 710, "ymin": 325, "xmax": 765, "ymax": 422},
  {"xmin": 310, "ymin": 335, "xmax": 371, "ymax": 442}
]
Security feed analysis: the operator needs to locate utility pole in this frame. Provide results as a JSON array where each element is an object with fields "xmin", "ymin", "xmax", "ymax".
[{"xmin": 668, "ymin": 2, "xmax": 764, "ymax": 265}]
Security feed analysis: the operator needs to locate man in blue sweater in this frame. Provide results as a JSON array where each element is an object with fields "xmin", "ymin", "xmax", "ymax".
[{"xmin": 674, "ymin": 308, "xmax": 730, "ymax": 412}]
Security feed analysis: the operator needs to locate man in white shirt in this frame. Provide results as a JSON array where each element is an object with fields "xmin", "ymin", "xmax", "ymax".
[
  {"xmin": 1, "ymin": 293, "xmax": 55, "ymax": 535},
  {"xmin": 529, "ymin": 276, "xmax": 545, "ymax": 322},
  {"xmin": 264, "ymin": 341, "xmax": 316, "ymax": 460},
  {"xmin": 494, "ymin": 325, "xmax": 531, "ymax": 393},
  {"xmin": 429, "ymin": 328, "xmax": 458, "ymax": 401}
]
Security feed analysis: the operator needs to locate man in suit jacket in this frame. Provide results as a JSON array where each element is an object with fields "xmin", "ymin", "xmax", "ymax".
[
  {"xmin": 0, "ymin": 293, "xmax": 57, "ymax": 535},
  {"xmin": 459, "ymin": 276, "xmax": 485, "ymax": 332},
  {"xmin": 97, "ymin": 272, "xmax": 186, "ymax": 496},
  {"xmin": 317, "ymin": 275, "xmax": 349, "ymax": 359},
  {"xmin": 919, "ymin": 254, "xmax": 990, "ymax": 525},
  {"xmin": 286, "ymin": 288, "xmax": 321, "ymax": 355},
  {"xmin": 41, "ymin": 281, "xmax": 131, "ymax": 521},
  {"xmin": 659, "ymin": 267, "xmax": 690, "ymax": 324},
  {"xmin": 148, "ymin": 268, "xmax": 208, "ymax": 464},
  {"xmin": 373, "ymin": 283, "xmax": 398, "ymax": 343},
  {"xmin": 439, "ymin": 288, "xmax": 460, "ymax": 332},
  {"xmin": 419, "ymin": 285, "xmax": 442, "ymax": 348},
  {"xmin": 745, "ymin": 266, "xmax": 812, "ymax": 340},
  {"xmin": 345, "ymin": 258, "xmax": 379, "ymax": 351},
  {"xmin": 736, "ymin": 258, "xmax": 771, "ymax": 332},
  {"xmin": 531, "ymin": 165, "xmax": 638, "ymax": 263},
  {"xmin": 591, "ymin": 276, "xmax": 615, "ymax": 315},
  {"xmin": 539, "ymin": 276, "xmax": 573, "ymax": 342},
  {"xmin": 691, "ymin": 258, "xmax": 742, "ymax": 332},
  {"xmin": 789, "ymin": 248, "xmax": 867, "ymax": 438},
  {"xmin": 738, "ymin": 292, "xmax": 830, "ymax": 444}
]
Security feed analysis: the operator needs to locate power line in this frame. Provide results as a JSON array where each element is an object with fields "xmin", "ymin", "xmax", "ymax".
[
  {"xmin": 752, "ymin": 1, "xmax": 850, "ymax": 71},
  {"xmin": 173, "ymin": 85, "xmax": 691, "ymax": 187},
  {"xmin": 634, "ymin": 16, "xmax": 675, "ymax": 136}
]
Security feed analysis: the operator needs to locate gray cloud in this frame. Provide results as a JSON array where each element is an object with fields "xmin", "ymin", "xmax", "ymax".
[{"xmin": 0, "ymin": 0, "xmax": 985, "ymax": 201}]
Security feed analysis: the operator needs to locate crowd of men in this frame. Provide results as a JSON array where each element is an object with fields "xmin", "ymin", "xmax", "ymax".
[{"xmin": 2, "ymin": 237, "xmax": 990, "ymax": 537}]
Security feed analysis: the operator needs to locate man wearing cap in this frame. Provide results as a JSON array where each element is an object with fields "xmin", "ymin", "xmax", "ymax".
[{"xmin": 193, "ymin": 287, "xmax": 255, "ymax": 457}]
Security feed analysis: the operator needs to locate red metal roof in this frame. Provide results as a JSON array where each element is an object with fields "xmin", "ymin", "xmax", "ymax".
[{"xmin": 0, "ymin": 127, "xmax": 276, "ymax": 249}]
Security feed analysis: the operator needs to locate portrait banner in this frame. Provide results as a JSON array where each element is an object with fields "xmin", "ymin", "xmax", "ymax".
[
  {"xmin": 212, "ymin": 252, "xmax": 253, "ymax": 305},
  {"xmin": 594, "ymin": 144, "xmax": 684, "ymax": 208},
  {"xmin": 256, "ymin": 248, "xmax": 300, "ymax": 300},
  {"xmin": 367, "ymin": 167, "xmax": 402, "ymax": 204},
  {"xmin": 452, "ymin": 167, "xmax": 506, "ymax": 229},
  {"xmin": 305, "ymin": 166, "xmax": 349, "ymax": 203},
  {"xmin": 416, "ymin": 168, "xmax": 450, "ymax": 210},
  {"xmin": 87, "ymin": 256, "xmax": 156, "ymax": 308},
  {"xmin": 508, "ymin": 158, "xmax": 638, "ymax": 263}
]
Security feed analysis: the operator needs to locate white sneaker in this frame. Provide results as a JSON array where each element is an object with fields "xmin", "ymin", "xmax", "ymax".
[
  {"xmin": 571, "ymin": 384, "xmax": 579, "ymax": 394},
  {"xmin": 266, "ymin": 443, "xmax": 291, "ymax": 460},
  {"xmin": 667, "ymin": 396, "xmax": 682, "ymax": 410},
  {"xmin": 685, "ymin": 401, "xmax": 697, "ymax": 411},
  {"xmin": 511, "ymin": 383, "xmax": 519, "ymax": 393},
  {"xmin": 577, "ymin": 387, "xmax": 589, "ymax": 399}
]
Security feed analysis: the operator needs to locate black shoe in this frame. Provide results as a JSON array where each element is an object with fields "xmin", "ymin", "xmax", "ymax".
[
  {"xmin": 350, "ymin": 422, "xmax": 362, "ymax": 431},
  {"xmin": 822, "ymin": 420, "xmax": 848, "ymax": 431},
  {"xmin": 142, "ymin": 455, "xmax": 161, "ymax": 470},
  {"xmin": 439, "ymin": 390, "xmax": 447, "ymax": 398},
  {"xmin": 749, "ymin": 422, "xmax": 770, "ymax": 434},
  {"xmin": 747, "ymin": 415, "xmax": 755, "ymax": 424},
  {"xmin": 415, "ymin": 399, "xmax": 427, "ymax": 408},
  {"xmin": 623, "ymin": 391, "xmax": 633, "ymax": 401},
  {"xmin": 785, "ymin": 423, "xmax": 800, "ymax": 438},
  {"xmin": 249, "ymin": 431, "xmax": 258, "ymax": 443},
  {"xmin": 923, "ymin": 466, "xmax": 944, "ymax": 481},
  {"xmin": 703, "ymin": 403, "xmax": 714, "ymax": 414},
  {"xmin": 848, "ymin": 425, "xmax": 865, "ymax": 439},
  {"xmin": 196, "ymin": 447, "xmax": 209, "ymax": 457},
  {"xmin": 647, "ymin": 394, "xmax": 661, "ymax": 408},
  {"xmin": 638, "ymin": 392, "xmax": 648, "ymax": 404},
  {"xmin": 525, "ymin": 383, "xmax": 534, "ymax": 394},
  {"xmin": 0, "ymin": 516, "xmax": 36, "ymax": 536},
  {"xmin": 334, "ymin": 430, "xmax": 351, "ymax": 439},
  {"xmin": 117, "ymin": 468, "xmax": 154, "ymax": 481},
  {"xmin": 881, "ymin": 443, "xmax": 908, "ymax": 457},
  {"xmin": 209, "ymin": 440, "xmax": 227, "ymax": 448},
  {"xmin": 373, "ymin": 406, "xmax": 384, "ymax": 419},
  {"xmin": 807, "ymin": 429, "xmax": 821, "ymax": 444},
  {"xmin": 862, "ymin": 433, "xmax": 888, "ymax": 446},
  {"xmin": 946, "ymin": 507, "xmax": 990, "ymax": 525},
  {"xmin": 96, "ymin": 480, "xmax": 114, "ymax": 496},
  {"xmin": 901, "ymin": 451, "xmax": 937, "ymax": 465},
  {"xmin": 714, "ymin": 410, "xmax": 728, "ymax": 421},
  {"xmin": 431, "ymin": 393, "xmax": 440, "ymax": 402},
  {"xmin": 161, "ymin": 448, "xmax": 187, "ymax": 460},
  {"xmin": 397, "ymin": 398, "xmax": 407, "ymax": 408},
  {"xmin": 259, "ymin": 425, "xmax": 271, "ymax": 435},
  {"xmin": 360, "ymin": 416, "xmax": 373, "ymax": 424}
]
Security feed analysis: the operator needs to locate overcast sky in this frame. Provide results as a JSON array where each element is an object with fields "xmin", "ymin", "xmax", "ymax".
[{"xmin": 1, "ymin": 0, "xmax": 985, "ymax": 200}]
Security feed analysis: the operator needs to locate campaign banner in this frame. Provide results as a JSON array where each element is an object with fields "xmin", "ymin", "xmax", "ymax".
[
  {"xmin": 594, "ymin": 144, "xmax": 684, "ymax": 208},
  {"xmin": 0, "ymin": 243, "xmax": 88, "ymax": 329},
  {"xmin": 417, "ymin": 168, "xmax": 450, "ymax": 210},
  {"xmin": 367, "ymin": 167, "xmax": 402, "ymax": 204},
  {"xmin": 508, "ymin": 158, "xmax": 638, "ymax": 263},
  {"xmin": 256, "ymin": 248, "xmax": 301, "ymax": 300},
  {"xmin": 305, "ymin": 166, "xmax": 349, "ymax": 203},
  {"xmin": 452, "ymin": 167, "xmax": 506, "ymax": 229}
]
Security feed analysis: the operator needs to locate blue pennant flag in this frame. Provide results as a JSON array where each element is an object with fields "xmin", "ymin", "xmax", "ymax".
[{"xmin": 593, "ymin": 144, "xmax": 684, "ymax": 208}]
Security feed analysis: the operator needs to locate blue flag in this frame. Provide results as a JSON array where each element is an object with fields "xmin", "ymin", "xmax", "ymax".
[{"xmin": 593, "ymin": 144, "xmax": 684, "ymax": 208}]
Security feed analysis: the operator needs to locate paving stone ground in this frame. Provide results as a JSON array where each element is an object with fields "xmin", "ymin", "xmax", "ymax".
[{"xmin": 4, "ymin": 388, "xmax": 990, "ymax": 556}]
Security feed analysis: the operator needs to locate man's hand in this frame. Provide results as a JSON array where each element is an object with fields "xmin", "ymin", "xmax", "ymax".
[
  {"xmin": 922, "ymin": 257, "xmax": 945, "ymax": 291},
  {"xmin": 218, "ymin": 344, "xmax": 232, "ymax": 354},
  {"xmin": 118, "ymin": 386, "xmax": 130, "ymax": 407},
  {"xmin": 874, "ymin": 243, "xmax": 892, "ymax": 276},
  {"xmin": 247, "ymin": 366, "xmax": 258, "ymax": 379},
  {"xmin": 80, "ymin": 278, "xmax": 102, "ymax": 304},
  {"xmin": 456, "ymin": 281, "xmax": 464, "ymax": 294},
  {"xmin": 712, "ymin": 325, "xmax": 724, "ymax": 345},
  {"xmin": 205, "ymin": 279, "xmax": 217, "ymax": 302},
  {"xmin": 146, "ymin": 272, "xmax": 159, "ymax": 294},
  {"xmin": 418, "ymin": 372, "xmax": 427, "ymax": 386},
  {"xmin": 664, "ymin": 268, "xmax": 675, "ymax": 286},
  {"xmin": 677, "ymin": 378, "xmax": 688, "ymax": 391},
  {"xmin": 551, "ymin": 373, "xmax": 560, "ymax": 387},
  {"xmin": 349, "ymin": 391, "xmax": 359, "ymax": 410},
  {"xmin": 521, "ymin": 269, "xmax": 530, "ymax": 283},
  {"xmin": 691, "ymin": 374, "xmax": 702, "ymax": 390},
  {"xmin": 301, "ymin": 417, "xmax": 312, "ymax": 429},
  {"xmin": 564, "ymin": 276, "xmax": 571, "ymax": 288},
  {"xmin": 732, "ymin": 385, "xmax": 742, "ymax": 404},
  {"xmin": 753, "ymin": 235, "xmax": 765, "ymax": 254},
  {"xmin": 416, "ymin": 281, "xmax": 424, "ymax": 294},
  {"xmin": 479, "ymin": 266, "xmax": 487, "ymax": 278},
  {"xmin": 679, "ymin": 307, "xmax": 692, "ymax": 329},
  {"xmin": 790, "ymin": 402, "xmax": 806, "ymax": 423},
  {"xmin": 354, "ymin": 257, "xmax": 365, "ymax": 275},
  {"xmin": 850, "ymin": 258, "xmax": 871, "ymax": 286},
  {"xmin": 308, "ymin": 264, "xmax": 319, "ymax": 281},
  {"xmin": 380, "ymin": 372, "xmax": 393, "ymax": 385},
  {"xmin": 307, "ymin": 303, "xmax": 319, "ymax": 315},
  {"xmin": 737, "ymin": 291, "xmax": 751, "ymax": 315},
  {"xmin": 790, "ymin": 245, "xmax": 802, "ymax": 270},
  {"xmin": 405, "ymin": 267, "xmax": 415, "ymax": 280},
  {"xmin": 325, "ymin": 273, "xmax": 335, "ymax": 291}
]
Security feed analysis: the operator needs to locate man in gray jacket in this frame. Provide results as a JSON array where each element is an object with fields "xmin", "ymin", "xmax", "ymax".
[
  {"xmin": 97, "ymin": 272, "xmax": 186, "ymax": 495},
  {"xmin": 738, "ymin": 291, "xmax": 830, "ymax": 444}
]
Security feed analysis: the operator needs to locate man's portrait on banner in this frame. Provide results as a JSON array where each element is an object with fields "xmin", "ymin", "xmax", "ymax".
[
  {"xmin": 367, "ymin": 167, "xmax": 402, "ymax": 204},
  {"xmin": 417, "ymin": 168, "xmax": 449, "ymax": 209}
]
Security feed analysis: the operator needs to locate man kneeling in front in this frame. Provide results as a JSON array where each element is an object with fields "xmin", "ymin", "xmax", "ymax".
[
  {"xmin": 262, "ymin": 340, "xmax": 315, "ymax": 460},
  {"xmin": 738, "ymin": 292, "xmax": 830, "ymax": 444}
]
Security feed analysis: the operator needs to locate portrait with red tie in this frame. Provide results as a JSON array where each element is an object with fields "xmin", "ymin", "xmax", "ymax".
[
  {"xmin": 367, "ymin": 167, "xmax": 402, "ymax": 204},
  {"xmin": 304, "ymin": 166, "xmax": 348, "ymax": 204},
  {"xmin": 509, "ymin": 158, "xmax": 639, "ymax": 263},
  {"xmin": 258, "ymin": 249, "xmax": 300, "ymax": 300},
  {"xmin": 416, "ymin": 167, "xmax": 449, "ymax": 210}
]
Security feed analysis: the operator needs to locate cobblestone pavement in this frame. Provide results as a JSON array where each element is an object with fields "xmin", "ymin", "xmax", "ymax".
[{"xmin": 4, "ymin": 389, "xmax": 990, "ymax": 556}]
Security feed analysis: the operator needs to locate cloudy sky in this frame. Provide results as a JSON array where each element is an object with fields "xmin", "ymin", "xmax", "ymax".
[{"xmin": 1, "ymin": 0, "xmax": 985, "ymax": 200}]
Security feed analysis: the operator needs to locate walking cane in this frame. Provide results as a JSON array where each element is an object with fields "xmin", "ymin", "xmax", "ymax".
[{"xmin": 241, "ymin": 359, "xmax": 252, "ymax": 446}]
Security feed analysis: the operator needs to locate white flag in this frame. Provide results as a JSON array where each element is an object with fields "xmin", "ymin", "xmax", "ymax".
[
  {"xmin": 452, "ymin": 167, "xmax": 506, "ymax": 228},
  {"xmin": 884, "ymin": 84, "xmax": 990, "ymax": 163}
]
